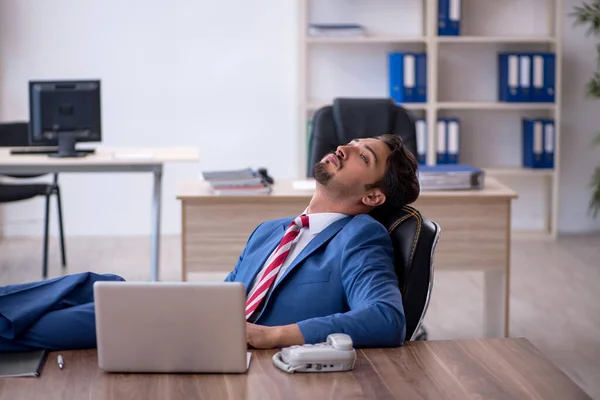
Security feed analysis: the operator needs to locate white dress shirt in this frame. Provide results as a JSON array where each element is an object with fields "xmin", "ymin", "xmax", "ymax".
[{"xmin": 248, "ymin": 210, "xmax": 348, "ymax": 296}]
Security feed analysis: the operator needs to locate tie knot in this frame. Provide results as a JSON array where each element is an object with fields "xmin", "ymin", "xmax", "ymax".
[{"xmin": 294, "ymin": 214, "xmax": 309, "ymax": 229}]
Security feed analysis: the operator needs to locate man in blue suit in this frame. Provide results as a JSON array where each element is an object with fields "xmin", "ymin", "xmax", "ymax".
[{"xmin": 0, "ymin": 134, "xmax": 419, "ymax": 352}]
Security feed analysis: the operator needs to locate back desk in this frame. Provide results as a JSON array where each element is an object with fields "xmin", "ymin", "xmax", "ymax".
[{"xmin": 176, "ymin": 177, "xmax": 518, "ymax": 338}]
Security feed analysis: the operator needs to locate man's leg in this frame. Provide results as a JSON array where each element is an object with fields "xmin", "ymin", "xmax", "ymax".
[
  {"xmin": 0, "ymin": 272, "xmax": 124, "ymax": 344},
  {"xmin": 0, "ymin": 303, "xmax": 96, "ymax": 352}
]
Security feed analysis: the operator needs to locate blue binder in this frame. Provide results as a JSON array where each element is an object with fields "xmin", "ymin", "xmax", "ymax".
[
  {"xmin": 438, "ymin": 0, "xmax": 449, "ymax": 35},
  {"xmin": 415, "ymin": 118, "xmax": 427, "ymax": 165},
  {"xmin": 445, "ymin": 117, "xmax": 460, "ymax": 164},
  {"xmin": 518, "ymin": 54, "xmax": 532, "ymax": 102},
  {"xmin": 403, "ymin": 53, "xmax": 416, "ymax": 102},
  {"xmin": 438, "ymin": 0, "xmax": 461, "ymax": 36},
  {"xmin": 388, "ymin": 52, "xmax": 426, "ymax": 103},
  {"xmin": 436, "ymin": 118, "xmax": 447, "ymax": 164},
  {"xmin": 522, "ymin": 118, "xmax": 545, "ymax": 168},
  {"xmin": 415, "ymin": 53, "xmax": 427, "ymax": 102},
  {"xmin": 498, "ymin": 53, "xmax": 520, "ymax": 102},
  {"xmin": 542, "ymin": 119, "xmax": 555, "ymax": 168},
  {"xmin": 531, "ymin": 53, "xmax": 555, "ymax": 102},
  {"xmin": 388, "ymin": 52, "xmax": 405, "ymax": 103}
]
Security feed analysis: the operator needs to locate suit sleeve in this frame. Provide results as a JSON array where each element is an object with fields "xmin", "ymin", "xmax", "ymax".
[
  {"xmin": 224, "ymin": 222, "xmax": 264, "ymax": 282},
  {"xmin": 296, "ymin": 222, "xmax": 406, "ymax": 348}
]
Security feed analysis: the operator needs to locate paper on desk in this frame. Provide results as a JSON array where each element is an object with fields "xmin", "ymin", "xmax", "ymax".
[{"xmin": 292, "ymin": 180, "xmax": 316, "ymax": 190}]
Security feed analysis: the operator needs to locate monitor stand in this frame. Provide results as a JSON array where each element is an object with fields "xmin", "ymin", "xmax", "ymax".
[{"xmin": 48, "ymin": 131, "xmax": 88, "ymax": 158}]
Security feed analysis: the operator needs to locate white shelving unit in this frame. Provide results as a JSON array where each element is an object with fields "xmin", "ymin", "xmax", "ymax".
[{"xmin": 298, "ymin": 0, "xmax": 562, "ymax": 237}]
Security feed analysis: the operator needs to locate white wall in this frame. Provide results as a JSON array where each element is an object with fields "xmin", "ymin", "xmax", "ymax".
[
  {"xmin": 0, "ymin": 0, "xmax": 598, "ymax": 236},
  {"xmin": 0, "ymin": 0, "xmax": 298, "ymax": 236}
]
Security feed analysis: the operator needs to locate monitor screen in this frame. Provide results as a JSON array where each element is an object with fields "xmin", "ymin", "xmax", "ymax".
[{"xmin": 29, "ymin": 80, "xmax": 101, "ymax": 145}]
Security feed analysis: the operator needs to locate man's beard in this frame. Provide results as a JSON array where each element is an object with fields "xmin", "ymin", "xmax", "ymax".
[{"xmin": 312, "ymin": 162, "xmax": 333, "ymax": 186}]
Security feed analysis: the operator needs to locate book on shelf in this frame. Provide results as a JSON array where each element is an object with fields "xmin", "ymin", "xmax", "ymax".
[
  {"xmin": 307, "ymin": 23, "xmax": 364, "ymax": 37},
  {"xmin": 201, "ymin": 168, "xmax": 272, "ymax": 195}
]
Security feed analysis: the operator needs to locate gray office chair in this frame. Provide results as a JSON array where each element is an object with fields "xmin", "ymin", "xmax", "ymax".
[{"xmin": 0, "ymin": 122, "xmax": 67, "ymax": 279}]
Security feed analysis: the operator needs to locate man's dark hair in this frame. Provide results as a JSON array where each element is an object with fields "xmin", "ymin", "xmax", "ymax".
[{"xmin": 367, "ymin": 133, "xmax": 420, "ymax": 212}]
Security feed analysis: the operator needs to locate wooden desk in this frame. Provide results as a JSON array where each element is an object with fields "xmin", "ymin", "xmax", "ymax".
[
  {"xmin": 0, "ymin": 146, "xmax": 199, "ymax": 281},
  {"xmin": 177, "ymin": 177, "xmax": 517, "ymax": 338},
  {"xmin": 0, "ymin": 339, "xmax": 589, "ymax": 400}
]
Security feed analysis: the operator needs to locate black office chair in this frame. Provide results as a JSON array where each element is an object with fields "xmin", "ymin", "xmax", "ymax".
[
  {"xmin": 371, "ymin": 205, "xmax": 441, "ymax": 341},
  {"xmin": 0, "ymin": 122, "xmax": 67, "ymax": 279},
  {"xmin": 307, "ymin": 97, "xmax": 418, "ymax": 177}
]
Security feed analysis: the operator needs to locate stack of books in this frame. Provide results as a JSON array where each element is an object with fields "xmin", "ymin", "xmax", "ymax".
[{"xmin": 201, "ymin": 168, "xmax": 272, "ymax": 196}]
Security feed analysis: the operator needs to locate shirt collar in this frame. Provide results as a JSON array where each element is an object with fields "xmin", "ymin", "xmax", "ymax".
[{"xmin": 302, "ymin": 208, "xmax": 349, "ymax": 235}]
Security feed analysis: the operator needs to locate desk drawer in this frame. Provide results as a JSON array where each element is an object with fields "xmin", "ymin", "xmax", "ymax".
[{"xmin": 414, "ymin": 197, "xmax": 510, "ymax": 271}]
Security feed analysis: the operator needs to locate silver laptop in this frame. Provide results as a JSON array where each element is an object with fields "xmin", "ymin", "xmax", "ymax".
[{"xmin": 93, "ymin": 281, "xmax": 251, "ymax": 373}]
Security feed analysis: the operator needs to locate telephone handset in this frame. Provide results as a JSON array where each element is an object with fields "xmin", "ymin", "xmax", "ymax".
[{"xmin": 272, "ymin": 333, "xmax": 356, "ymax": 373}]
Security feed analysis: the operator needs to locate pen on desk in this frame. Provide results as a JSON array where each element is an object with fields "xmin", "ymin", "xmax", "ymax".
[{"xmin": 57, "ymin": 354, "xmax": 64, "ymax": 369}]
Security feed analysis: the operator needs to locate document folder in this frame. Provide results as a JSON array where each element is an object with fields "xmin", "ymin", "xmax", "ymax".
[{"xmin": 418, "ymin": 164, "xmax": 484, "ymax": 190}]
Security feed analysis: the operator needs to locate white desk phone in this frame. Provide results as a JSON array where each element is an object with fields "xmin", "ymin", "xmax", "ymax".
[{"xmin": 272, "ymin": 333, "xmax": 356, "ymax": 373}]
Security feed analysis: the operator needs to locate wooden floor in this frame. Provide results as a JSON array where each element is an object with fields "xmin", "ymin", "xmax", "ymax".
[{"xmin": 1, "ymin": 234, "xmax": 599, "ymax": 399}]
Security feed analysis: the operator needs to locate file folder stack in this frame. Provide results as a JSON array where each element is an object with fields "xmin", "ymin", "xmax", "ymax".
[
  {"xmin": 438, "ymin": 0, "xmax": 461, "ymax": 36},
  {"xmin": 522, "ymin": 118, "xmax": 554, "ymax": 168},
  {"xmin": 498, "ymin": 52, "xmax": 556, "ymax": 102},
  {"xmin": 436, "ymin": 118, "xmax": 460, "ymax": 164},
  {"xmin": 418, "ymin": 164, "xmax": 484, "ymax": 191},
  {"xmin": 388, "ymin": 52, "xmax": 427, "ymax": 103},
  {"xmin": 201, "ymin": 168, "xmax": 272, "ymax": 195}
]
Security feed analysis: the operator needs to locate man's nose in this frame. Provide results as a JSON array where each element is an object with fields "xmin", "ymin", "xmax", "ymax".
[{"xmin": 336, "ymin": 146, "xmax": 350, "ymax": 159}]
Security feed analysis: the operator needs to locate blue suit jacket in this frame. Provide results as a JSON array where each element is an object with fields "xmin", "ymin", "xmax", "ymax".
[{"xmin": 224, "ymin": 214, "xmax": 406, "ymax": 348}]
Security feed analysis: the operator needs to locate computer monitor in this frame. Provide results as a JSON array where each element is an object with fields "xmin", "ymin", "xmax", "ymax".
[{"xmin": 28, "ymin": 80, "xmax": 101, "ymax": 157}]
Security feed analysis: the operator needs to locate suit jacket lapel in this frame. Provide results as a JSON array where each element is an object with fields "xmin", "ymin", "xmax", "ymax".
[{"xmin": 272, "ymin": 216, "xmax": 352, "ymax": 291}]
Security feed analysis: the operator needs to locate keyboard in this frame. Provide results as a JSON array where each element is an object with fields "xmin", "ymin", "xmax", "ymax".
[{"xmin": 10, "ymin": 147, "xmax": 96, "ymax": 155}]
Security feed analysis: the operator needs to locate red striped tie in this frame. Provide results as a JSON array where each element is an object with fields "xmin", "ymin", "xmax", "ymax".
[{"xmin": 245, "ymin": 214, "xmax": 310, "ymax": 320}]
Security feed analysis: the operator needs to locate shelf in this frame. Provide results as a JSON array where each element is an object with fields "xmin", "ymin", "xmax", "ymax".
[
  {"xmin": 437, "ymin": 102, "xmax": 556, "ymax": 111},
  {"xmin": 482, "ymin": 167, "xmax": 555, "ymax": 177},
  {"xmin": 306, "ymin": 101, "xmax": 427, "ymax": 111},
  {"xmin": 306, "ymin": 36, "xmax": 426, "ymax": 44},
  {"xmin": 437, "ymin": 36, "xmax": 556, "ymax": 44}
]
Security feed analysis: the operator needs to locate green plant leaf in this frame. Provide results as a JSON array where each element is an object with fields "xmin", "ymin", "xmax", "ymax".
[
  {"xmin": 586, "ymin": 72, "xmax": 600, "ymax": 97},
  {"xmin": 571, "ymin": 2, "xmax": 600, "ymax": 36}
]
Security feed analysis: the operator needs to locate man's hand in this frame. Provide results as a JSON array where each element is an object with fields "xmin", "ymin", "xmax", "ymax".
[{"xmin": 246, "ymin": 323, "xmax": 305, "ymax": 349}]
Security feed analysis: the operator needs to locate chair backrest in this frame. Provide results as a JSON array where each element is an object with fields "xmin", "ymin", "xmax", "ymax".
[
  {"xmin": 0, "ymin": 122, "xmax": 29, "ymax": 147},
  {"xmin": 371, "ymin": 205, "xmax": 441, "ymax": 341},
  {"xmin": 307, "ymin": 97, "xmax": 418, "ymax": 177}
]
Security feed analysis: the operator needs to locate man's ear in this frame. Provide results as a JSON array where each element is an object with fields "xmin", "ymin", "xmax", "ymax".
[{"xmin": 362, "ymin": 189, "xmax": 386, "ymax": 207}]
